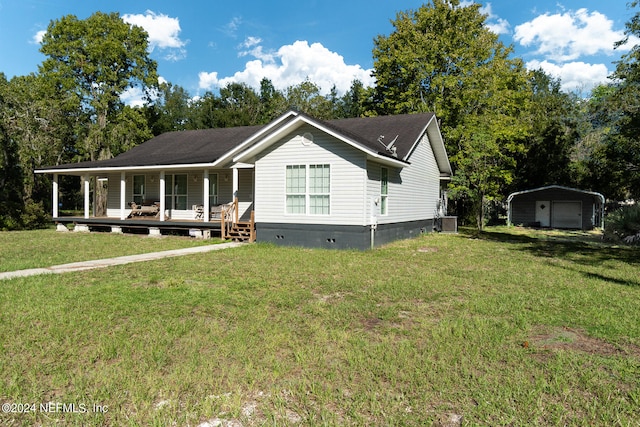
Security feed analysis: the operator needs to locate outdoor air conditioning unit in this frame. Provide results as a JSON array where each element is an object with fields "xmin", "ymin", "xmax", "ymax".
[{"xmin": 441, "ymin": 216, "xmax": 458, "ymax": 233}]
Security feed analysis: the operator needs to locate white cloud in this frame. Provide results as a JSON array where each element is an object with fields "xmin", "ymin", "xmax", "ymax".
[
  {"xmin": 122, "ymin": 10, "xmax": 187, "ymax": 61},
  {"xmin": 526, "ymin": 59, "xmax": 610, "ymax": 93},
  {"xmin": 198, "ymin": 71, "xmax": 220, "ymax": 91},
  {"xmin": 198, "ymin": 39, "xmax": 375, "ymax": 95},
  {"xmin": 31, "ymin": 29, "xmax": 46, "ymax": 45},
  {"xmin": 514, "ymin": 9, "xmax": 629, "ymax": 62},
  {"xmin": 221, "ymin": 17, "xmax": 242, "ymax": 38},
  {"xmin": 478, "ymin": 3, "xmax": 510, "ymax": 35},
  {"xmin": 121, "ymin": 76, "xmax": 167, "ymax": 107},
  {"xmin": 459, "ymin": 1, "xmax": 510, "ymax": 34}
]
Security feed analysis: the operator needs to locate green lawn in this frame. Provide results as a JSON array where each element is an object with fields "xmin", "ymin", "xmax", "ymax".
[
  {"xmin": 0, "ymin": 227, "xmax": 638, "ymax": 426},
  {"xmin": 0, "ymin": 228, "xmax": 222, "ymax": 272}
]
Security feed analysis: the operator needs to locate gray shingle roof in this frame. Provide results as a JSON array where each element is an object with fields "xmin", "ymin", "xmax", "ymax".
[{"xmin": 38, "ymin": 112, "xmax": 437, "ymax": 171}]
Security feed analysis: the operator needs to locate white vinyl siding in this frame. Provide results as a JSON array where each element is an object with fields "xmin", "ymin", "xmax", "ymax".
[
  {"xmin": 255, "ymin": 125, "xmax": 366, "ymax": 225},
  {"xmin": 366, "ymin": 132, "xmax": 440, "ymax": 224}
]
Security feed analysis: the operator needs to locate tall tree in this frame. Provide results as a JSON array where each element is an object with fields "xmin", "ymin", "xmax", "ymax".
[
  {"xmin": 39, "ymin": 11, "xmax": 158, "ymax": 215},
  {"xmin": 0, "ymin": 73, "xmax": 24, "ymax": 229},
  {"xmin": 258, "ymin": 78, "xmax": 287, "ymax": 123},
  {"xmin": 372, "ymin": 0, "xmax": 532, "ymax": 228},
  {"xmin": 217, "ymin": 82, "xmax": 262, "ymax": 127},
  {"xmin": 146, "ymin": 82, "xmax": 192, "ymax": 135},
  {"xmin": 605, "ymin": 1, "xmax": 640, "ymax": 198},
  {"xmin": 39, "ymin": 11, "xmax": 158, "ymax": 162},
  {"xmin": 336, "ymin": 79, "xmax": 372, "ymax": 118},
  {"xmin": 285, "ymin": 80, "xmax": 334, "ymax": 119},
  {"xmin": 511, "ymin": 69, "xmax": 581, "ymax": 192},
  {"xmin": 1, "ymin": 73, "xmax": 84, "ymax": 228}
]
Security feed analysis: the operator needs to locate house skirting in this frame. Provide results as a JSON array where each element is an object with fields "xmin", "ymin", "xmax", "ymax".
[{"xmin": 256, "ymin": 219, "xmax": 435, "ymax": 250}]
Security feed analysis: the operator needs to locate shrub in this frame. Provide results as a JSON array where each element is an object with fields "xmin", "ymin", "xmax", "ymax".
[
  {"xmin": 604, "ymin": 204, "xmax": 640, "ymax": 245},
  {"xmin": 20, "ymin": 200, "xmax": 49, "ymax": 230}
]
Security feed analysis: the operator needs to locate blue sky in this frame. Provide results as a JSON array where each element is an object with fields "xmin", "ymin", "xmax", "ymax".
[{"xmin": 0, "ymin": 0, "xmax": 637, "ymax": 103}]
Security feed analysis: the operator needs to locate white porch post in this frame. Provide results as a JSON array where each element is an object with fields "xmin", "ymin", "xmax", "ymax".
[
  {"xmin": 232, "ymin": 167, "xmax": 239, "ymax": 200},
  {"xmin": 52, "ymin": 173, "xmax": 59, "ymax": 218},
  {"xmin": 83, "ymin": 175, "xmax": 90, "ymax": 219},
  {"xmin": 159, "ymin": 171, "xmax": 166, "ymax": 222},
  {"xmin": 203, "ymin": 169, "xmax": 210, "ymax": 223},
  {"xmin": 120, "ymin": 172, "xmax": 126, "ymax": 220}
]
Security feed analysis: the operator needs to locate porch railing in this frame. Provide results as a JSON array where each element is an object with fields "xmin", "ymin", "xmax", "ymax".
[{"xmin": 220, "ymin": 198, "xmax": 255, "ymax": 242}]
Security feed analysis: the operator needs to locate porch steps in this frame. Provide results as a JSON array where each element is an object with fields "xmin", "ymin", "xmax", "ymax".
[{"xmin": 227, "ymin": 221, "xmax": 255, "ymax": 243}]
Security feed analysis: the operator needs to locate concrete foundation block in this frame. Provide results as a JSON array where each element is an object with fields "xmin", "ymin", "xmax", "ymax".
[
  {"xmin": 111, "ymin": 226, "xmax": 123, "ymax": 234},
  {"xmin": 148, "ymin": 227, "xmax": 162, "ymax": 237},
  {"xmin": 189, "ymin": 229, "xmax": 203, "ymax": 239},
  {"xmin": 73, "ymin": 224, "xmax": 90, "ymax": 233},
  {"xmin": 56, "ymin": 223, "xmax": 70, "ymax": 232}
]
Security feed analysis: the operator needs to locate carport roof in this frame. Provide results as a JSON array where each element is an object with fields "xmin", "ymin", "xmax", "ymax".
[{"xmin": 507, "ymin": 185, "xmax": 605, "ymax": 203}]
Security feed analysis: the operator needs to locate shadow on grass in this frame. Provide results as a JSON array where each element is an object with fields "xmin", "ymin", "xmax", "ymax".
[{"xmin": 459, "ymin": 227, "xmax": 640, "ymax": 287}]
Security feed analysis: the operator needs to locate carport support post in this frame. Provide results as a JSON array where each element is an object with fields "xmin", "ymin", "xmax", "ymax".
[
  {"xmin": 120, "ymin": 172, "xmax": 126, "ymax": 220},
  {"xmin": 52, "ymin": 173, "xmax": 59, "ymax": 218},
  {"xmin": 83, "ymin": 175, "xmax": 90, "ymax": 219}
]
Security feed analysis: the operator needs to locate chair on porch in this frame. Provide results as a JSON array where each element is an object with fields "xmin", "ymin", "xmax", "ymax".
[
  {"xmin": 128, "ymin": 201, "xmax": 160, "ymax": 218},
  {"xmin": 192, "ymin": 204, "xmax": 204, "ymax": 219}
]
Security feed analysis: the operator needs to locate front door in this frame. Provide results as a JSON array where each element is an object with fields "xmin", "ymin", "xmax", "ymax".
[{"xmin": 535, "ymin": 201, "xmax": 550, "ymax": 227}]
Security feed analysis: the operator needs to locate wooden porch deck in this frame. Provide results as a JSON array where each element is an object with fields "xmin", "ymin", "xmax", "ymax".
[{"xmin": 55, "ymin": 200, "xmax": 255, "ymax": 242}]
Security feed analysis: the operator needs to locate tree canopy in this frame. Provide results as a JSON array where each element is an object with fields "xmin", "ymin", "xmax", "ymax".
[
  {"xmin": 372, "ymin": 0, "xmax": 532, "ymax": 228},
  {"xmin": 39, "ymin": 11, "xmax": 158, "ymax": 162}
]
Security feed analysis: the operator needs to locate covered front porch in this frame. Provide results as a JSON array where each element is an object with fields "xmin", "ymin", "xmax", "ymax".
[{"xmin": 48, "ymin": 166, "xmax": 255, "ymax": 241}]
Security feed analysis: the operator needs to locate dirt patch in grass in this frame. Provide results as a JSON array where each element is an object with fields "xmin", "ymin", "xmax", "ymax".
[{"xmin": 527, "ymin": 326, "xmax": 640, "ymax": 357}]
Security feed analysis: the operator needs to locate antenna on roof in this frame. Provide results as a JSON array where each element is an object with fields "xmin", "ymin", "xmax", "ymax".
[{"xmin": 377, "ymin": 134, "xmax": 398, "ymax": 157}]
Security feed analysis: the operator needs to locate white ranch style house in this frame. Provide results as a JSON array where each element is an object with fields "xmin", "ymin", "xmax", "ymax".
[{"xmin": 36, "ymin": 110, "xmax": 453, "ymax": 249}]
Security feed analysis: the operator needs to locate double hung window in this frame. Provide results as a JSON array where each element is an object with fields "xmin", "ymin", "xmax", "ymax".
[
  {"xmin": 286, "ymin": 164, "xmax": 330, "ymax": 215},
  {"xmin": 380, "ymin": 167, "xmax": 389, "ymax": 215}
]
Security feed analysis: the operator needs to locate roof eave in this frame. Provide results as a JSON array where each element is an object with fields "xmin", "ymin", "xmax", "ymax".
[
  {"xmin": 214, "ymin": 110, "xmax": 299, "ymax": 166},
  {"xmin": 425, "ymin": 115, "xmax": 453, "ymax": 176},
  {"xmin": 35, "ymin": 162, "xmax": 220, "ymax": 175}
]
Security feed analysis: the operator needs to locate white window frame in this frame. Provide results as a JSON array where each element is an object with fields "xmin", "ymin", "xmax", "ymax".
[
  {"xmin": 165, "ymin": 174, "xmax": 188, "ymax": 210},
  {"xmin": 133, "ymin": 175, "xmax": 145, "ymax": 204},
  {"xmin": 285, "ymin": 164, "xmax": 331, "ymax": 215},
  {"xmin": 209, "ymin": 173, "xmax": 219, "ymax": 206},
  {"xmin": 380, "ymin": 167, "xmax": 389, "ymax": 216}
]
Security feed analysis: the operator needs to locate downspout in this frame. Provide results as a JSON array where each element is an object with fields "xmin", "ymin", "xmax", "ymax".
[{"xmin": 370, "ymin": 196, "xmax": 378, "ymax": 250}]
